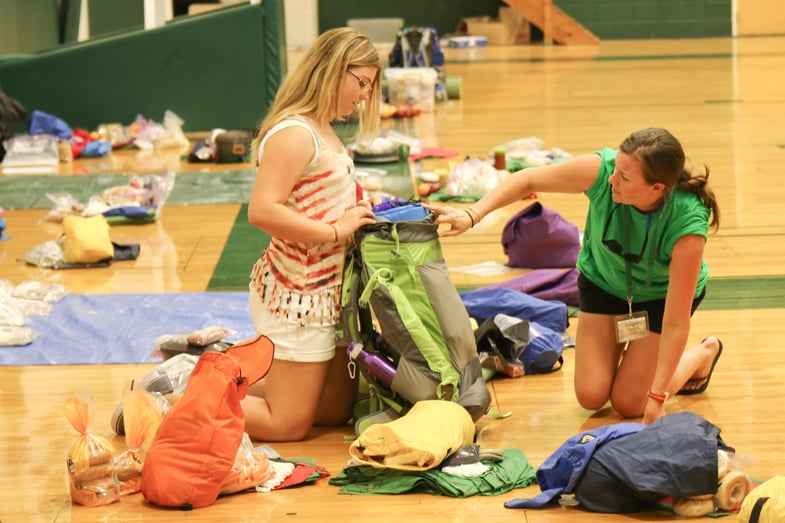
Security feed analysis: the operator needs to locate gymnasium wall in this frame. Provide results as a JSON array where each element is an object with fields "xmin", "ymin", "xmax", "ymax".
[
  {"xmin": 317, "ymin": 0, "xmax": 506, "ymax": 41},
  {"xmin": 318, "ymin": 0, "xmax": 780, "ymax": 39},
  {"xmin": 0, "ymin": 2, "xmax": 287, "ymax": 132},
  {"xmin": 2, "ymin": 0, "xmax": 782, "ymax": 57},
  {"xmin": 556, "ymin": 0, "xmax": 732, "ymax": 39},
  {"xmin": 0, "ymin": 0, "xmax": 60, "ymax": 54}
]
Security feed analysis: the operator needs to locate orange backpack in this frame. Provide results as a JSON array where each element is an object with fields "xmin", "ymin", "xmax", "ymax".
[{"xmin": 141, "ymin": 334, "xmax": 274, "ymax": 509}]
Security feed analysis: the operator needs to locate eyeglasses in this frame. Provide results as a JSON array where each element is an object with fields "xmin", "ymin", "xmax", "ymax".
[
  {"xmin": 347, "ymin": 69, "xmax": 372, "ymax": 93},
  {"xmin": 601, "ymin": 204, "xmax": 652, "ymax": 264}
]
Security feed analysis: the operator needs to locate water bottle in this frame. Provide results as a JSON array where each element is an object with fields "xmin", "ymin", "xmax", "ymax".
[
  {"xmin": 374, "ymin": 331, "xmax": 400, "ymax": 365},
  {"xmin": 346, "ymin": 342, "xmax": 396, "ymax": 386}
]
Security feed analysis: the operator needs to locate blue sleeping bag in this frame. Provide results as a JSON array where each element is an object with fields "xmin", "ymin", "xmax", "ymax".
[{"xmin": 460, "ymin": 287, "xmax": 569, "ymax": 333}]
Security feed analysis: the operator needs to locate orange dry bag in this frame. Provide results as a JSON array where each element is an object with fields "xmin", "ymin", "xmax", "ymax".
[{"xmin": 141, "ymin": 334, "xmax": 274, "ymax": 509}]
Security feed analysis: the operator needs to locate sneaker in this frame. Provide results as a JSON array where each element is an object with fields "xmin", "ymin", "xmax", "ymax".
[{"xmin": 110, "ymin": 353, "xmax": 199, "ymax": 435}]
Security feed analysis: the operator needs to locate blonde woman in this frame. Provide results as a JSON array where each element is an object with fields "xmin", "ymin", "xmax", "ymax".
[{"xmin": 243, "ymin": 28, "xmax": 380, "ymax": 441}]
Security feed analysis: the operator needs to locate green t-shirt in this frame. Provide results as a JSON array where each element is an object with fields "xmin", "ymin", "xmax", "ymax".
[{"xmin": 576, "ymin": 147, "xmax": 709, "ymax": 302}]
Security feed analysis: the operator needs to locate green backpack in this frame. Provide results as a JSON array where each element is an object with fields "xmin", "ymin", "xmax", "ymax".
[{"xmin": 339, "ymin": 208, "xmax": 491, "ymax": 434}]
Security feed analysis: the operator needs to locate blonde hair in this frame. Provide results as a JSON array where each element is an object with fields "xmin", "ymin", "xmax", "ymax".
[{"xmin": 253, "ymin": 27, "xmax": 381, "ymax": 153}]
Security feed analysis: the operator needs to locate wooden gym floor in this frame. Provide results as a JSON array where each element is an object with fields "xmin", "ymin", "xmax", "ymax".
[{"xmin": 1, "ymin": 35, "xmax": 785, "ymax": 522}]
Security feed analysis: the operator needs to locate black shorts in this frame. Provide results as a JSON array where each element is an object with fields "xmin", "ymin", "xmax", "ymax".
[{"xmin": 577, "ymin": 273, "xmax": 705, "ymax": 334}]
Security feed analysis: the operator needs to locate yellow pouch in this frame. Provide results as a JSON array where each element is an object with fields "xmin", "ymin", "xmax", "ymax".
[
  {"xmin": 738, "ymin": 476, "xmax": 785, "ymax": 523},
  {"xmin": 349, "ymin": 400, "xmax": 474, "ymax": 471},
  {"xmin": 62, "ymin": 215, "xmax": 114, "ymax": 264}
]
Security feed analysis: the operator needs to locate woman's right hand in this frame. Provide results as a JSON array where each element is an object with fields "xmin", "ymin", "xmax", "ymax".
[
  {"xmin": 333, "ymin": 205, "xmax": 375, "ymax": 241},
  {"xmin": 423, "ymin": 203, "xmax": 474, "ymax": 237}
]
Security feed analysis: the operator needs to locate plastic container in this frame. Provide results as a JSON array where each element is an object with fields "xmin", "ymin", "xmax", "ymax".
[
  {"xmin": 445, "ymin": 36, "xmax": 488, "ymax": 48},
  {"xmin": 384, "ymin": 67, "xmax": 438, "ymax": 112}
]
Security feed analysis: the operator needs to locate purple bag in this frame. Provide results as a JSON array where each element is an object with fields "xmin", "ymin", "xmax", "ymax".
[
  {"xmin": 482, "ymin": 268, "xmax": 580, "ymax": 307},
  {"xmin": 501, "ymin": 202, "xmax": 580, "ymax": 269}
]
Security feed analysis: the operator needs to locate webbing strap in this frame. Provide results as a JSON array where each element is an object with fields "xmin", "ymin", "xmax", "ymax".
[
  {"xmin": 749, "ymin": 496, "xmax": 769, "ymax": 523},
  {"xmin": 358, "ymin": 266, "xmax": 461, "ymax": 401}
]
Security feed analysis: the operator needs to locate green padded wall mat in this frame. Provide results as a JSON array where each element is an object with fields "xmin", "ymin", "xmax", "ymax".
[
  {"xmin": 207, "ymin": 204, "xmax": 269, "ymax": 291},
  {"xmin": 0, "ymin": 1, "xmax": 286, "ymax": 132}
]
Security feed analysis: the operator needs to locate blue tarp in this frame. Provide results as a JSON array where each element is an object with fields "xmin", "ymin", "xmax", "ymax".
[{"xmin": 0, "ymin": 292, "xmax": 256, "ymax": 365}]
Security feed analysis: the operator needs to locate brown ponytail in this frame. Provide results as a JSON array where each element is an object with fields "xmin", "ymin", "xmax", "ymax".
[{"xmin": 620, "ymin": 128, "xmax": 720, "ymax": 231}]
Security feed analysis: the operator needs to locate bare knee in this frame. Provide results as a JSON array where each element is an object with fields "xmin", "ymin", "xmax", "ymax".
[
  {"xmin": 247, "ymin": 415, "xmax": 314, "ymax": 442},
  {"xmin": 575, "ymin": 388, "xmax": 610, "ymax": 412},
  {"xmin": 609, "ymin": 394, "xmax": 645, "ymax": 419},
  {"xmin": 242, "ymin": 395, "xmax": 316, "ymax": 442},
  {"xmin": 314, "ymin": 402, "xmax": 353, "ymax": 426},
  {"xmin": 277, "ymin": 419, "xmax": 313, "ymax": 442}
]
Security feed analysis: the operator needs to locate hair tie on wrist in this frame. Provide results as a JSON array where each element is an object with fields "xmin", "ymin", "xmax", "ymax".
[
  {"xmin": 330, "ymin": 224, "xmax": 338, "ymax": 242},
  {"xmin": 647, "ymin": 390, "xmax": 669, "ymax": 403},
  {"xmin": 463, "ymin": 210, "xmax": 475, "ymax": 228}
]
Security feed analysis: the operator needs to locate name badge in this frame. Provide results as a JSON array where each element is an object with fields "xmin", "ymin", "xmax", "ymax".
[{"xmin": 614, "ymin": 311, "xmax": 649, "ymax": 343}]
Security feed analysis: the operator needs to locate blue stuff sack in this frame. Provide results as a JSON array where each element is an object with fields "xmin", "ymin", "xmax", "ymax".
[
  {"xmin": 375, "ymin": 203, "xmax": 429, "ymax": 222},
  {"xmin": 461, "ymin": 287, "xmax": 569, "ymax": 334}
]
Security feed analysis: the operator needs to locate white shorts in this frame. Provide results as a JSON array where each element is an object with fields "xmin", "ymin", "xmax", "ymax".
[{"xmin": 248, "ymin": 289, "xmax": 337, "ymax": 363}]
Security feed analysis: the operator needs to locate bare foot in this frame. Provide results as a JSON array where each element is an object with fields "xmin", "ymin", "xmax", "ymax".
[{"xmin": 677, "ymin": 337, "xmax": 723, "ymax": 395}]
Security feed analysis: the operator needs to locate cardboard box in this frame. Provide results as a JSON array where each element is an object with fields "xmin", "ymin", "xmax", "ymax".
[
  {"xmin": 499, "ymin": 7, "xmax": 531, "ymax": 44},
  {"xmin": 456, "ymin": 7, "xmax": 530, "ymax": 46}
]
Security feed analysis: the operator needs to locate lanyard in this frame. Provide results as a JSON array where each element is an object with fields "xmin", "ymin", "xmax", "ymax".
[{"xmin": 620, "ymin": 201, "xmax": 665, "ymax": 310}]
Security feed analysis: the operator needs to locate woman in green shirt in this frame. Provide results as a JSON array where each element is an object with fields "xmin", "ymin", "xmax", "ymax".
[{"xmin": 426, "ymin": 128, "xmax": 721, "ymax": 424}]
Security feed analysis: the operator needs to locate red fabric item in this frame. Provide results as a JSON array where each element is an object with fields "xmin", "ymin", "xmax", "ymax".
[
  {"xmin": 70, "ymin": 128, "xmax": 91, "ymax": 158},
  {"xmin": 408, "ymin": 147, "xmax": 458, "ymax": 161},
  {"xmin": 141, "ymin": 335, "xmax": 274, "ymax": 509},
  {"xmin": 274, "ymin": 462, "xmax": 330, "ymax": 490},
  {"xmin": 356, "ymin": 181, "xmax": 364, "ymax": 202}
]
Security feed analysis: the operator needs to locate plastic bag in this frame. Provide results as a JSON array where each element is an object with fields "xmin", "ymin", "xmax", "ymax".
[
  {"xmin": 153, "ymin": 326, "xmax": 234, "ymax": 360},
  {"xmin": 0, "ymin": 294, "xmax": 27, "ymax": 327},
  {"xmin": 113, "ymin": 389, "xmax": 167, "ymax": 496},
  {"xmin": 131, "ymin": 111, "xmax": 189, "ymax": 151},
  {"xmin": 13, "ymin": 280, "xmax": 69, "ymax": 303},
  {"xmin": 0, "ymin": 325, "xmax": 37, "ymax": 346},
  {"xmin": 65, "ymin": 391, "xmax": 121, "ymax": 506},
  {"xmin": 475, "ymin": 314, "xmax": 564, "ymax": 377},
  {"xmin": 42, "ymin": 192, "xmax": 85, "ymax": 222},
  {"xmin": 446, "ymin": 158, "xmax": 508, "ymax": 198},
  {"xmin": 220, "ymin": 433, "xmax": 276, "ymax": 495}
]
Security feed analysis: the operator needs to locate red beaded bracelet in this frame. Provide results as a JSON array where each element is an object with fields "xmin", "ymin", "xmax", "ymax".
[{"xmin": 647, "ymin": 390, "xmax": 669, "ymax": 403}]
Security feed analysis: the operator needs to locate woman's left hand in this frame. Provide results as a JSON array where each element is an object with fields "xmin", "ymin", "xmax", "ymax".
[
  {"xmin": 422, "ymin": 203, "xmax": 474, "ymax": 237},
  {"xmin": 643, "ymin": 398, "xmax": 667, "ymax": 424}
]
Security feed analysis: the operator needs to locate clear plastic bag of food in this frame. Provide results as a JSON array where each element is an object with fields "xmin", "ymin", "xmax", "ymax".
[
  {"xmin": 220, "ymin": 433, "xmax": 275, "ymax": 495},
  {"xmin": 42, "ymin": 192, "xmax": 84, "ymax": 222},
  {"xmin": 65, "ymin": 391, "xmax": 121, "ymax": 506},
  {"xmin": 9, "ymin": 297, "xmax": 52, "ymax": 317},
  {"xmin": 0, "ymin": 294, "xmax": 26, "ymax": 327},
  {"xmin": 186, "ymin": 325, "xmax": 232, "ymax": 346},
  {"xmin": 13, "ymin": 280, "xmax": 70, "ymax": 303},
  {"xmin": 0, "ymin": 325, "xmax": 38, "ymax": 346},
  {"xmin": 113, "ymin": 389, "xmax": 167, "ymax": 496}
]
